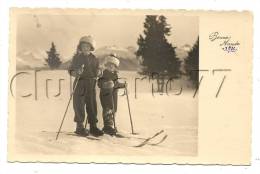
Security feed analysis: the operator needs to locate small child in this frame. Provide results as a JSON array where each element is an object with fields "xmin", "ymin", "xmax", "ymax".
[{"xmin": 98, "ymin": 54, "xmax": 126, "ymax": 136}]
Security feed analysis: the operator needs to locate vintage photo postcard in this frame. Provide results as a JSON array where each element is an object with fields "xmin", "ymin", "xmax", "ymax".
[{"xmin": 8, "ymin": 8, "xmax": 252, "ymax": 164}]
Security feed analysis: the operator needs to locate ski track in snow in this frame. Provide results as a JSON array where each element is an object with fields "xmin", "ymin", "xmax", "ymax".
[{"xmin": 14, "ymin": 70, "xmax": 198, "ymax": 159}]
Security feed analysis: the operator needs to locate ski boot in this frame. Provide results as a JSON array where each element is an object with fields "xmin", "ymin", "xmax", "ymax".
[
  {"xmin": 75, "ymin": 122, "xmax": 89, "ymax": 136},
  {"xmin": 75, "ymin": 127, "xmax": 89, "ymax": 137},
  {"xmin": 89, "ymin": 125, "xmax": 104, "ymax": 137},
  {"xmin": 103, "ymin": 126, "xmax": 117, "ymax": 136}
]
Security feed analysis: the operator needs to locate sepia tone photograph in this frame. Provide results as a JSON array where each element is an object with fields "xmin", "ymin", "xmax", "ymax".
[
  {"xmin": 8, "ymin": 9, "xmax": 252, "ymax": 164},
  {"xmin": 11, "ymin": 9, "xmax": 199, "ymax": 159}
]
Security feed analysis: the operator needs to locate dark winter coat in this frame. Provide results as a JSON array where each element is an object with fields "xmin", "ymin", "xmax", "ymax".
[
  {"xmin": 98, "ymin": 69, "xmax": 125, "ymax": 112},
  {"xmin": 68, "ymin": 53, "xmax": 99, "ymax": 125},
  {"xmin": 69, "ymin": 53, "xmax": 99, "ymax": 79}
]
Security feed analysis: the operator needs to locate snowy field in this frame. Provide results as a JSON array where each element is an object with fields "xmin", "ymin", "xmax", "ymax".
[{"xmin": 12, "ymin": 70, "xmax": 198, "ymax": 161}]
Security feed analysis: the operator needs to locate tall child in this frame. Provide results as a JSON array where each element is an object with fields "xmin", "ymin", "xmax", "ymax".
[{"xmin": 69, "ymin": 35, "xmax": 103, "ymax": 137}]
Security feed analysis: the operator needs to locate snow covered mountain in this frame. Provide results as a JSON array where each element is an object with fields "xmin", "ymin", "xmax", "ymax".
[
  {"xmin": 16, "ymin": 44, "xmax": 191, "ymax": 71},
  {"xmin": 94, "ymin": 45, "xmax": 137, "ymax": 60},
  {"xmin": 16, "ymin": 49, "xmax": 47, "ymax": 70},
  {"xmin": 61, "ymin": 45, "xmax": 140, "ymax": 71},
  {"xmin": 94, "ymin": 45, "xmax": 139, "ymax": 71},
  {"xmin": 175, "ymin": 44, "xmax": 191, "ymax": 60}
]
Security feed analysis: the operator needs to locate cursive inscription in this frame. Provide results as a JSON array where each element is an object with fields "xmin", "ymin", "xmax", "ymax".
[{"xmin": 209, "ymin": 32, "xmax": 240, "ymax": 53}]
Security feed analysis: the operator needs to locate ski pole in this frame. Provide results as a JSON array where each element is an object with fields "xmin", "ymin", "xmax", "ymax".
[
  {"xmin": 84, "ymin": 117, "xmax": 88, "ymax": 129},
  {"xmin": 111, "ymin": 91, "xmax": 117, "ymax": 132},
  {"xmin": 125, "ymin": 82, "xmax": 135, "ymax": 134},
  {"xmin": 56, "ymin": 65, "xmax": 84, "ymax": 140}
]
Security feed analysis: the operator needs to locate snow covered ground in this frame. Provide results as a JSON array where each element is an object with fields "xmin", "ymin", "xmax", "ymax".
[{"xmin": 12, "ymin": 70, "xmax": 198, "ymax": 161}]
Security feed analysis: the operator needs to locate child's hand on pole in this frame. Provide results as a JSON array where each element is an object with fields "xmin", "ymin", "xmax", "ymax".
[
  {"xmin": 124, "ymin": 82, "xmax": 128, "ymax": 88},
  {"xmin": 77, "ymin": 64, "xmax": 85, "ymax": 76}
]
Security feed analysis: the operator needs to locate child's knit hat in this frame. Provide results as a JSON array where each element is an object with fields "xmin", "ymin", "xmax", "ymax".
[
  {"xmin": 79, "ymin": 35, "xmax": 96, "ymax": 51},
  {"xmin": 105, "ymin": 54, "xmax": 120, "ymax": 67}
]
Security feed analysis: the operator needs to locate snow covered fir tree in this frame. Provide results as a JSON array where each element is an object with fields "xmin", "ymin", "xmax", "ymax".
[
  {"xmin": 136, "ymin": 15, "xmax": 181, "ymax": 78},
  {"xmin": 45, "ymin": 42, "xmax": 62, "ymax": 69},
  {"xmin": 136, "ymin": 15, "xmax": 182, "ymax": 92}
]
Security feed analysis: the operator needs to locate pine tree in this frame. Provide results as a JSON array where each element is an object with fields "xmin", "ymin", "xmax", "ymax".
[
  {"xmin": 46, "ymin": 42, "xmax": 62, "ymax": 69},
  {"xmin": 136, "ymin": 15, "xmax": 181, "ymax": 77},
  {"xmin": 184, "ymin": 37, "xmax": 199, "ymax": 87}
]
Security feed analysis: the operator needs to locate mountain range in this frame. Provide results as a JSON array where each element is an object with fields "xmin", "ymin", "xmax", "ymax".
[
  {"xmin": 16, "ymin": 49, "xmax": 48, "ymax": 69},
  {"xmin": 60, "ymin": 45, "xmax": 139, "ymax": 71},
  {"xmin": 16, "ymin": 45, "xmax": 191, "ymax": 71}
]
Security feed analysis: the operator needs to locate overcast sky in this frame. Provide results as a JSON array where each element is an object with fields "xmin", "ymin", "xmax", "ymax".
[{"xmin": 17, "ymin": 14, "xmax": 198, "ymax": 60}]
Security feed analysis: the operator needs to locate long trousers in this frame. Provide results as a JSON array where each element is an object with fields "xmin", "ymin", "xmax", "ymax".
[{"xmin": 73, "ymin": 78, "xmax": 98, "ymax": 126}]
